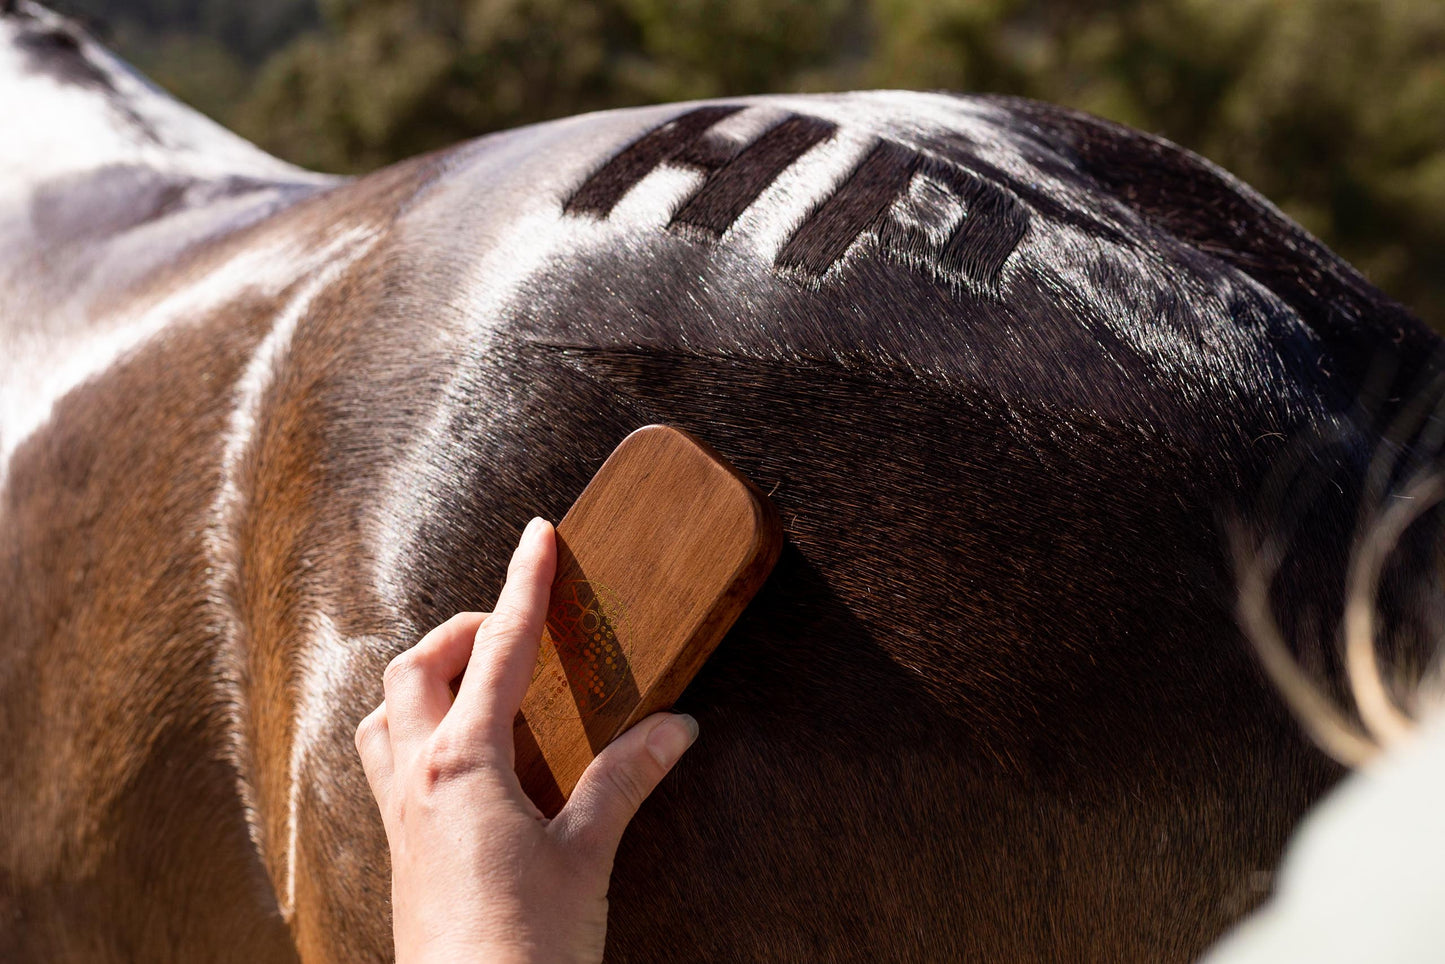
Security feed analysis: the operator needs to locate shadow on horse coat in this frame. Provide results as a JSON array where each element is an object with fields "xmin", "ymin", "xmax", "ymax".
[{"xmin": 1, "ymin": 4, "xmax": 1440, "ymax": 961}]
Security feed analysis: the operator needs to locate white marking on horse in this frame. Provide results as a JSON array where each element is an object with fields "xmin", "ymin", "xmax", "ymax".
[
  {"xmin": 201, "ymin": 224, "xmax": 382, "ymax": 917},
  {"xmin": 0, "ymin": 228, "xmax": 362, "ymax": 499},
  {"xmin": 0, "ymin": 3, "xmax": 316, "ymax": 192}
]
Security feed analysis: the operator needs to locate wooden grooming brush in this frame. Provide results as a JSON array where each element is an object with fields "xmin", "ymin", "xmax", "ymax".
[{"xmin": 513, "ymin": 425, "xmax": 782, "ymax": 816}]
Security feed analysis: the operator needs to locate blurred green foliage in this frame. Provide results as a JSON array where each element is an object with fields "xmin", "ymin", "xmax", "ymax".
[{"xmin": 59, "ymin": 0, "xmax": 1445, "ymax": 329}]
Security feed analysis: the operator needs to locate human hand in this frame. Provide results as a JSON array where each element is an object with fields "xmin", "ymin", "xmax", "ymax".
[{"xmin": 355, "ymin": 517, "xmax": 700, "ymax": 964}]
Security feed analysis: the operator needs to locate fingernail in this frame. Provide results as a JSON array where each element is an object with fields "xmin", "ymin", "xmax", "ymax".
[
  {"xmin": 647, "ymin": 714, "xmax": 699, "ymax": 769},
  {"xmin": 524, "ymin": 516, "xmax": 547, "ymax": 541}
]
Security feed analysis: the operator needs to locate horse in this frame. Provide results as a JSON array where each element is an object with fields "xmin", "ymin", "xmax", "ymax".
[{"xmin": 3, "ymin": 2, "xmax": 1439, "ymax": 960}]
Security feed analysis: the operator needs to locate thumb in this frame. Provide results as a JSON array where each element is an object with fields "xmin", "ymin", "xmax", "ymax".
[{"xmin": 553, "ymin": 712, "xmax": 699, "ymax": 864}]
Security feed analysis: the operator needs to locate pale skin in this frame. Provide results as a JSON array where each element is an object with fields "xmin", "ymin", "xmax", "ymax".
[{"xmin": 354, "ymin": 517, "xmax": 700, "ymax": 964}]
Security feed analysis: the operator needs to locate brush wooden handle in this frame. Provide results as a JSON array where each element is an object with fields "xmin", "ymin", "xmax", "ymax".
[{"xmin": 513, "ymin": 425, "xmax": 782, "ymax": 816}]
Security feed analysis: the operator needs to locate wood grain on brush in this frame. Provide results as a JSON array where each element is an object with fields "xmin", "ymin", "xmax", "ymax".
[{"xmin": 513, "ymin": 425, "xmax": 783, "ymax": 815}]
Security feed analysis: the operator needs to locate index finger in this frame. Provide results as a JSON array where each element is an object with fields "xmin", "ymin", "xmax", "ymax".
[{"xmin": 449, "ymin": 516, "xmax": 557, "ymax": 744}]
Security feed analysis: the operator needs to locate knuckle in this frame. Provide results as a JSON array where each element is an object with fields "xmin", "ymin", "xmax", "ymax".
[
  {"xmin": 507, "ymin": 544, "xmax": 534, "ymax": 575},
  {"xmin": 382, "ymin": 650, "xmax": 419, "ymax": 692},
  {"xmin": 602, "ymin": 761, "xmax": 650, "ymax": 811},
  {"xmin": 443, "ymin": 610, "xmax": 482, "ymax": 630},
  {"xmin": 418, "ymin": 739, "xmax": 465, "ymax": 789},
  {"xmin": 418, "ymin": 728, "xmax": 494, "ymax": 788},
  {"xmin": 433, "ymin": 611, "xmax": 484, "ymax": 642},
  {"xmin": 481, "ymin": 608, "xmax": 530, "ymax": 641},
  {"xmin": 354, "ymin": 713, "xmax": 377, "ymax": 752},
  {"xmin": 423, "ymin": 727, "xmax": 465, "ymax": 765}
]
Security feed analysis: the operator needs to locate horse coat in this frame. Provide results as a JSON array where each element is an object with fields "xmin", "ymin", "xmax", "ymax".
[{"xmin": 2, "ymin": 3, "xmax": 1439, "ymax": 961}]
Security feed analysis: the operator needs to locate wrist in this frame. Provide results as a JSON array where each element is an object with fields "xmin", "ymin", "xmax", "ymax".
[
  {"xmin": 403, "ymin": 942, "xmax": 535, "ymax": 964},
  {"xmin": 476, "ymin": 949, "xmax": 533, "ymax": 964}
]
